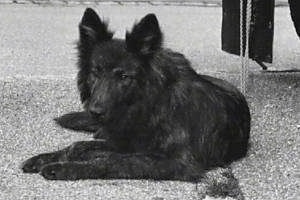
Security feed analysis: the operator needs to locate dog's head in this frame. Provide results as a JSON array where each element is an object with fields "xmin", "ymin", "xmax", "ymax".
[{"xmin": 77, "ymin": 8, "xmax": 163, "ymax": 122}]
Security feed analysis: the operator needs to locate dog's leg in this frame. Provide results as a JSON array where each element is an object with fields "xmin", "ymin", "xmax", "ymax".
[
  {"xmin": 54, "ymin": 111, "xmax": 101, "ymax": 132},
  {"xmin": 21, "ymin": 151, "xmax": 64, "ymax": 173},
  {"xmin": 40, "ymin": 152, "xmax": 203, "ymax": 181},
  {"xmin": 22, "ymin": 140, "xmax": 113, "ymax": 173}
]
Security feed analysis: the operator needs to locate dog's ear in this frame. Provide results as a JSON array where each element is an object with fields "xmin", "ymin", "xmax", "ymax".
[
  {"xmin": 79, "ymin": 8, "xmax": 113, "ymax": 46},
  {"xmin": 126, "ymin": 14, "xmax": 162, "ymax": 56}
]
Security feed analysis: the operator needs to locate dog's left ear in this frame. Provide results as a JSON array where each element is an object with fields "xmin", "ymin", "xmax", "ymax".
[
  {"xmin": 79, "ymin": 8, "xmax": 113, "ymax": 46},
  {"xmin": 126, "ymin": 14, "xmax": 163, "ymax": 56}
]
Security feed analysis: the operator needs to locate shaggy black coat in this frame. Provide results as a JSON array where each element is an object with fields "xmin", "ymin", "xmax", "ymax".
[{"xmin": 22, "ymin": 8, "xmax": 250, "ymax": 181}]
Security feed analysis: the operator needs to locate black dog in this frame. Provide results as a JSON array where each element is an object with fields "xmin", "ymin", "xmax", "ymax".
[{"xmin": 22, "ymin": 8, "xmax": 250, "ymax": 181}]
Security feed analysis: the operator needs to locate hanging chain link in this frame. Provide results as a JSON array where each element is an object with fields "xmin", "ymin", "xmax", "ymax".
[{"xmin": 240, "ymin": 0, "xmax": 252, "ymax": 94}]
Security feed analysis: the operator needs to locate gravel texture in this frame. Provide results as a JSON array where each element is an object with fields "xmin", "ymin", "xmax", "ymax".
[{"xmin": 0, "ymin": 4, "xmax": 299, "ymax": 200}]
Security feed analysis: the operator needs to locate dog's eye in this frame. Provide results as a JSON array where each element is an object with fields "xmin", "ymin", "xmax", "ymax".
[
  {"xmin": 113, "ymin": 69, "xmax": 133, "ymax": 80},
  {"xmin": 120, "ymin": 74, "xmax": 130, "ymax": 79}
]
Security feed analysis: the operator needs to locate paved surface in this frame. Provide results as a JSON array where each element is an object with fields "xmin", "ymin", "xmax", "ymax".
[{"xmin": 0, "ymin": 4, "xmax": 299, "ymax": 200}]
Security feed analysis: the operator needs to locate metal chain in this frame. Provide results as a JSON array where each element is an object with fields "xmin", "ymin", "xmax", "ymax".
[
  {"xmin": 240, "ymin": 0, "xmax": 245, "ymax": 93},
  {"xmin": 240, "ymin": 0, "xmax": 252, "ymax": 94}
]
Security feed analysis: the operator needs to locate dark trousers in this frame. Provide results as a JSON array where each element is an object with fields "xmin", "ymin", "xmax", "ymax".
[
  {"xmin": 289, "ymin": 0, "xmax": 300, "ymax": 37},
  {"xmin": 222, "ymin": 0, "xmax": 274, "ymax": 63}
]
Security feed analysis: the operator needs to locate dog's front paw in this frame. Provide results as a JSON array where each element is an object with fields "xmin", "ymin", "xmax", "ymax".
[
  {"xmin": 40, "ymin": 162, "xmax": 81, "ymax": 180},
  {"xmin": 22, "ymin": 157, "xmax": 42, "ymax": 173},
  {"xmin": 40, "ymin": 162, "xmax": 107, "ymax": 180},
  {"xmin": 22, "ymin": 154, "xmax": 52, "ymax": 173},
  {"xmin": 40, "ymin": 162, "xmax": 66, "ymax": 180},
  {"xmin": 22, "ymin": 152, "xmax": 61, "ymax": 173}
]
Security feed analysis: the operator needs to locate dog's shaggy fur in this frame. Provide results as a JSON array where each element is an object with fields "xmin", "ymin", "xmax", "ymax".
[{"xmin": 22, "ymin": 8, "xmax": 250, "ymax": 181}]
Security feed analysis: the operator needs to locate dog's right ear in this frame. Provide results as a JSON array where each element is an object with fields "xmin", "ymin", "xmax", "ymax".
[
  {"xmin": 79, "ymin": 8, "xmax": 113, "ymax": 46},
  {"xmin": 126, "ymin": 14, "xmax": 162, "ymax": 56}
]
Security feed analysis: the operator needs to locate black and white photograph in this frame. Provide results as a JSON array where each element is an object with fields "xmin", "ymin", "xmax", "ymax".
[{"xmin": 0, "ymin": 0, "xmax": 299, "ymax": 199}]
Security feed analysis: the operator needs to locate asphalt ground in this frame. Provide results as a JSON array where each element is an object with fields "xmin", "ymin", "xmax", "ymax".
[{"xmin": 0, "ymin": 4, "xmax": 299, "ymax": 200}]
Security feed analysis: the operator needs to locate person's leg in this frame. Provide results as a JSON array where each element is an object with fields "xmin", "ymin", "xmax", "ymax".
[{"xmin": 289, "ymin": 0, "xmax": 300, "ymax": 37}]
